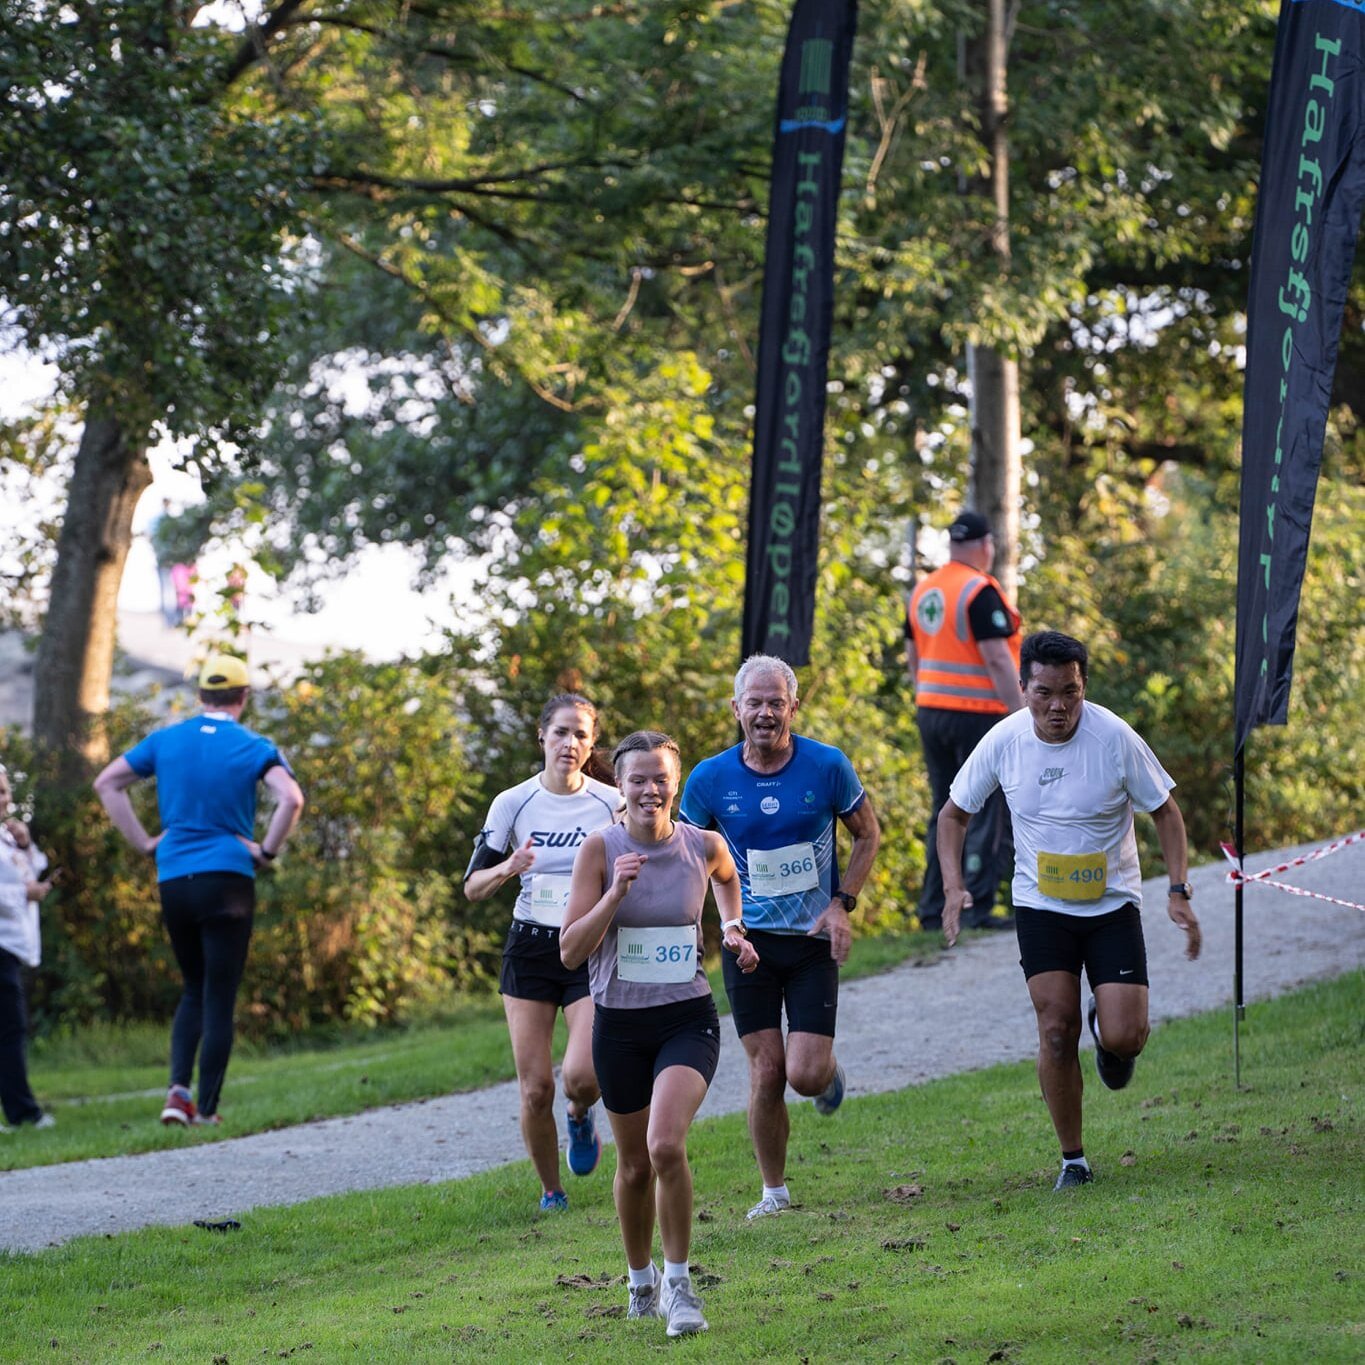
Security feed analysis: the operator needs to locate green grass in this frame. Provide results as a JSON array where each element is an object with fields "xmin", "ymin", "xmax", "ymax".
[
  {"xmin": 3, "ymin": 972, "xmax": 1360, "ymax": 1363},
  {"xmin": 6, "ymin": 930, "xmax": 943, "ymax": 1171}
]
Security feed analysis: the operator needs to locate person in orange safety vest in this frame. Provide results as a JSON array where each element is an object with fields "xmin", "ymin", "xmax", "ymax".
[{"xmin": 906, "ymin": 511, "xmax": 1022, "ymax": 931}]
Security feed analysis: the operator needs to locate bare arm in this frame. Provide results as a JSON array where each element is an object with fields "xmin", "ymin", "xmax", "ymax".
[
  {"xmin": 464, "ymin": 838, "xmax": 535, "ymax": 902},
  {"xmin": 92, "ymin": 757, "xmax": 159, "ymax": 858},
  {"xmin": 809, "ymin": 798, "xmax": 882, "ymax": 966},
  {"xmin": 559, "ymin": 833, "xmax": 633, "ymax": 970},
  {"xmin": 936, "ymin": 798, "xmax": 974, "ymax": 947},
  {"xmin": 705, "ymin": 832, "xmax": 758, "ymax": 973},
  {"xmin": 978, "ymin": 636, "xmax": 1024, "ymax": 713},
  {"xmin": 838, "ymin": 798, "xmax": 881, "ymax": 900},
  {"xmin": 1149, "ymin": 795, "xmax": 1201, "ymax": 961},
  {"xmin": 244, "ymin": 766, "xmax": 305, "ymax": 869}
]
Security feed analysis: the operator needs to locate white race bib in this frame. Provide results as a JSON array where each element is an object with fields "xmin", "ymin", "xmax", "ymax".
[
  {"xmin": 528, "ymin": 874, "xmax": 573, "ymax": 926},
  {"xmin": 747, "ymin": 842, "xmax": 819, "ymax": 898},
  {"xmin": 616, "ymin": 925, "xmax": 699, "ymax": 983}
]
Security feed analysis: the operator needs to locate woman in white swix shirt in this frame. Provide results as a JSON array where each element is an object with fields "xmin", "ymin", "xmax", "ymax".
[{"xmin": 464, "ymin": 693, "xmax": 623, "ymax": 1213}]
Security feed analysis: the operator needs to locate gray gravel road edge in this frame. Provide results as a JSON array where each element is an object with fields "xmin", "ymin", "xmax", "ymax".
[{"xmin": 2, "ymin": 839, "xmax": 1361, "ymax": 1254}]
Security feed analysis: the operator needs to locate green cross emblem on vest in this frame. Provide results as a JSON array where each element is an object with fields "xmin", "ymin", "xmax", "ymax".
[{"xmin": 916, "ymin": 587, "xmax": 947, "ymax": 635}]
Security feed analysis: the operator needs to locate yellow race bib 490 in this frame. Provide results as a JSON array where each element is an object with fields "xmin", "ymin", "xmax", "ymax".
[{"xmin": 1036, "ymin": 850, "xmax": 1107, "ymax": 902}]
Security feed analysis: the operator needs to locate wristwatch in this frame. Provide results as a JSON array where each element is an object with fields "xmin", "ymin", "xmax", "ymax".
[
  {"xmin": 1168, "ymin": 882, "xmax": 1193, "ymax": 900},
  {"xmin": 833, "ymin": 890, "xmax": 857, "ymax": 913},
  {"xmin": 721, "ymin": 918, "xmax": 747, "ymax": 937}
]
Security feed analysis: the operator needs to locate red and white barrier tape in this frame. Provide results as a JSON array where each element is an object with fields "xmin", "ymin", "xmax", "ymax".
[{"xmin": 1220, "ymin": 832, "xmax": 1365, "ymax": 912}]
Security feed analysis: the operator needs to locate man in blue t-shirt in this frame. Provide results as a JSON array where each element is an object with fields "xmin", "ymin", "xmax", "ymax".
[
  {"xmin": 95, "ymin": 653, "xmax": 304, "ymax": 1128},
  {"xmin": 680, "ymin": 654, "xmax": 880, "ymax": 1222}
]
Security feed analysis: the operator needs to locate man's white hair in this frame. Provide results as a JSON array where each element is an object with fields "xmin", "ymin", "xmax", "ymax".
[{"xmin": 733, "ymin": 654, "xmax": 799, "ymax": 701}]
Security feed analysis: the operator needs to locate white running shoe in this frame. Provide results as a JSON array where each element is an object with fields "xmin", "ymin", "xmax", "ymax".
[
  {"xmin": 627, "ymin": 1264, "xmax": 663, "ymax": 1320},
  {"xmin": 661, "ymin": 1274, "xmax": 708, "ymax": 1337},
  {"xmin": 813, "ymin": 1060, "xmax": 846, "ymax": 1115},
  {"xmin": 746, "ymin": 1192, "xmax": 791, "ymax": 1220}
]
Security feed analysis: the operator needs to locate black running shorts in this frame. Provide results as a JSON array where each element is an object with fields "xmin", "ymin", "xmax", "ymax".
[
  {"xmin": 1015, "ymin": 903, "xmax": 1149, "ymax": 988},
  {"xmin": 498, "ymin": 919, "xmax": 590, "ymax": 1007},
  {"xmin": 721, "ymin": 928, "xmax": 839, "ymax": 1039},
  {"xmin": 592, "ymin": 994, "xmax": 721, "ymax": 1115}
]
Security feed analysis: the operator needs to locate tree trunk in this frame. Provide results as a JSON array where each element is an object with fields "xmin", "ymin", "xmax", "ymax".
[
  {"xmin": 962, "ymin": 0, "xmax": 1021, "ymax": 601},
  {"xmin": 33, "ymin": 411, "xmax": 152, "ymax": 773},
  {"xmin": 969, "ymin": 347, "xmax": 1021, "ymax": 600}
]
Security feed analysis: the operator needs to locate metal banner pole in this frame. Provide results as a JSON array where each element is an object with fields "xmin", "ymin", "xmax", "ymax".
[{"xmin": 1234, "ymin": 745, "xmax": 1246, "ymax": 1087}]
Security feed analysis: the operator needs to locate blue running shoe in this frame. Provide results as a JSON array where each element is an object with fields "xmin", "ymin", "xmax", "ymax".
[
  {"xmin": 813, "ymin": 1061, "xmax": 846, "ymax": 1116},
  {"xmin": 539, "ymin": 1189, "xmax": 569, "ymax": 1212},
  {"xmin": 566, "ymin": 1106, "xmax": 601, "ymax": 1176}
]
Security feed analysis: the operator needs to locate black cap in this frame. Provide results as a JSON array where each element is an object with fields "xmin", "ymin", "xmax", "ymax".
[{"xmin": 948, "ymin": 510, "xmax": 992, "ymax": 543}]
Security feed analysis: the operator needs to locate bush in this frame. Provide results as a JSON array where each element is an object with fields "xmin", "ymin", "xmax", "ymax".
[{"xmin": 7, "ymin": 653, "xmax": 493, "ymax": 1036}]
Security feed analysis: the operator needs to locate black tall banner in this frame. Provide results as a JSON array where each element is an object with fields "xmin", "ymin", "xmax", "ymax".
[
  {"xmin": 741, "ymin": 0, "xmax": 857, "ymax": 666},
  {"xmin": 1235, "ymin": 0, "xmax": 1365, "ymax": 753}
]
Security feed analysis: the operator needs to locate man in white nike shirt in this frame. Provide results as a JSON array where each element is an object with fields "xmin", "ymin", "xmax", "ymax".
[{"xmin": 937, "ymin": 631, "xmax": 1201, "ymax": 1191}]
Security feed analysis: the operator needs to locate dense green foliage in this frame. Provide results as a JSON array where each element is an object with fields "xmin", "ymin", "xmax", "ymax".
[
  {"xmin": 0, "ymin": 0, "xmax": 316, "ymax": 442},
  {"xmin": 3, "ymin": 0, "xmax": 1363, "ymax": 1023},
  {"xmin": 2, "ymin": 974, "xmax": 1360, "ymax": 1361},
  {"xmin": 4, "ymin": 655, "xmax": 489, "ymax": 1033}
]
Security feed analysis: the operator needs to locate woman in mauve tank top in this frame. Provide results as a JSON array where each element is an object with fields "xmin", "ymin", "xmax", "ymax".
[{"xmin": 561, "ymin": 731, "xmax": 758, "ymax": 1337}]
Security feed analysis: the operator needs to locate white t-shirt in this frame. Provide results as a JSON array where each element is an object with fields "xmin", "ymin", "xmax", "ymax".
[
  {"xmin": 477, "ymin": 774, "xmax": 623, "ymax": 927},
  {"xmin": 0, "ymin": 825, "xmax": 47, "ymax": 967},
  {"xmin": 950, "ymin": 702, "xmax": 1175, "ymax": 918}
]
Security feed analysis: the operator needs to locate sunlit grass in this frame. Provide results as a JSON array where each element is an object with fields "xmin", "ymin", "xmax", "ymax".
[
  {"xmin": 3, "ymin": 972, "xmax": 1359, "ymax": 1363},
  {"xmin": 7, "ymin": 930, "xmax": 941, "ymax": 1170}
]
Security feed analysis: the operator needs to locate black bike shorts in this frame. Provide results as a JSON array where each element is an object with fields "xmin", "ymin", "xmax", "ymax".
[
  {"xmin": 721, "ymin": 928, "xmax": 838, "ymax": 1038},
  {"xmin": 1015, "ymin": 903, "xmax": 1149, "ymax": 988},
  {"xmin": 498, "ymin": 919, "xmax": 590, "ymax": 1007},
  {"xmin": 592, "ymin": 994, "xmax": 721, "ymax": 1115}
]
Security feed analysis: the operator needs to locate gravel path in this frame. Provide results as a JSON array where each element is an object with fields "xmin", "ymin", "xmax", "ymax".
[{"xmin": 3, "ymin": 839, "xmax": 1361, "ymax": 1254}]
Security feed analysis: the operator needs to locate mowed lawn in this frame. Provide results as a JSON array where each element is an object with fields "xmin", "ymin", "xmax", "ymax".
[
  {"xmin": 2, "ymin": 971, "xmax": 1360, "ymax": 1363},
  {"xmin": 1, "ymin": 932, "xmax": 942, "ymax": 1171}
]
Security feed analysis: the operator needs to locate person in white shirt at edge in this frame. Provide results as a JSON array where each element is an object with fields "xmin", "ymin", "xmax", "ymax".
[
  {"xmin": 463, "ymin": 694, "xmax": 623, "ymax": 1213},
  {"xmin": 0, "ymin": 765, "xmax": 57, "ymax": 1133},
  {"xmin": 679, "ymin": 655, "xmax": 882, "ymax": 1222},
  {"xmin": 937, "ymin": 630, "xmax": 1202, "ymax": 1192},
  {"xmin": 560, "ymin": 731, "xmax": 759, "ymax": 1337}
]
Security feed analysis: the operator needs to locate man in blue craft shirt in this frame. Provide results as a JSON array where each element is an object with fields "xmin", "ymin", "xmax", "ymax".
[
  {"xmin": 680, "ymin": 654, "xmax": 880, "ymax": 1221},
  {"xmin": 95, "ymin": 653, "xmax": 304, "ymax": 1128}
]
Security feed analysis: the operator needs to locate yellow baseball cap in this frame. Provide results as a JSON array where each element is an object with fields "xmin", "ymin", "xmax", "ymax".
[{"xmin": 198, "ymin": 653, "xmax": 250, "ymax": 689}]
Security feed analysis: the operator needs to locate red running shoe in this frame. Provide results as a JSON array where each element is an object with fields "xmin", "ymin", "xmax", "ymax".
[{"xmin": 160, "ymin": 1085, "xmax": 197, "ymax": 1126}]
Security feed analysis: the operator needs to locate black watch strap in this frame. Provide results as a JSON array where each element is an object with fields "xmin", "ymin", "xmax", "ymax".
[{"xmin": 834, "ymin": 890, "xmax": 857, "ymax": 913}]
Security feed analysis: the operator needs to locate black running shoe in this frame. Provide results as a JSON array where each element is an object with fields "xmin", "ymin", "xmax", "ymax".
[
  {"xmin": 1054, "ymin": 1163, "xmax": 1094, "ymax": 1191},
  {"xmin": 1088, "ymin": 994, "xmax": 1135, "ymax": 1091}
]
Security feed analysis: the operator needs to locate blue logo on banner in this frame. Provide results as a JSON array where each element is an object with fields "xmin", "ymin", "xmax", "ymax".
[
  {"xmin": 779, "ymin": 114, "xmax": 846, "ymax": 135},
  {"xmin": 779, "ymin": 37, "xmax": 845, "ymax": 135}
]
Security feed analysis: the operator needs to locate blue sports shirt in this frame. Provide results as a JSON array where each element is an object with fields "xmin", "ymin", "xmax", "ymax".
[
  {"xmin": 124, "ymin": 714, "xmax": 291, "ymax": 882},
  {"xmin": 679, "ymin": 735, "xmax": 865, "ymax": 935}
]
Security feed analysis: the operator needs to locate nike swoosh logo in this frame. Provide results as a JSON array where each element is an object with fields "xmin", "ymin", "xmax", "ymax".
[
  {"xmin": 1038, "ymin": 774, "xmax": 1064, "ymax": 786},
  {"xmin": 1119, "ymin": 969, "xmax": 1134, "ymax": 976}
]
